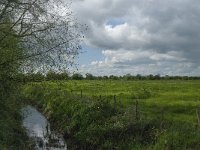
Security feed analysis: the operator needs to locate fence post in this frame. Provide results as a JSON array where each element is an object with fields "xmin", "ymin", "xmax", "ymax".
[
  {"xmin": 81, "ymin": 89, "xmax": 83, "ymax": 98},
  {"xmin": 113, "ymin": 95, "xmax": 117, "ymax": 110},
  {"xmin": 135, "ymin": 99, "xmax": 139, "ymax": 120},
  {"xmin": 196, "ymin": 109, "xmax": 200, "ymax": 127}
]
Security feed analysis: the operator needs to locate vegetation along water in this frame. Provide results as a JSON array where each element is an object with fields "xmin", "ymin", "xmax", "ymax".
[{"xmin": 21, "ymin": 79, "xmax": 200, "ymax": 149}]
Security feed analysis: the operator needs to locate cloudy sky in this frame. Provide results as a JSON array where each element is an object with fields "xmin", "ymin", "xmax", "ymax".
[{"xmin": 71, "ymin": 0, "xmax": 200, "ymax": 76}]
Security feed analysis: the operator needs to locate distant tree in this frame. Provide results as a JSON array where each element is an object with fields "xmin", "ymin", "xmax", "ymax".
[
  {"xmin": 154, "ymin": 74, "xmax": 161, "ymax": 80},
  {"xmin": 182, "ymin": 76, "xmax": 189, "ymax": 80},
  {"xmin": 59, "ymin": 71, "xmax": 70, "ymax": 80},
  {"xmin": 136, "ymin": 74, "xmax": 142, "ymax": 80},
  {"xmin": 123, "ymin": 73, "xmax": 133, "ymax": 80},
  {"xmin": 147, "ymin": 74, "xmax": 154, "ymax": 80},
  {"xmin": 85, "ymin": 73, "xmax": 95, "ymax": 80},
  {"xmin": 164, "ymin": 75, "xmax": 170, "ymax": 80},
  {"xmin": 97, "ymin": 76, "xmax": 103, "ymax": 80},
  {"xmin": 71, "ymin": 73, "xmax": 83, "ymax": 80},
  {"xmin": 25, "ymin": 72, "xmax": 45, "ymax": 82},
  {"xmin": 46, "ymin": 71, "xmax": 57, "ymax": 80},
  {"xmin": 109, "ymin": 75, "xmax": 118, "ymax": 80},
  {"xmin": 45, "ymin": 71, "xmax": 69, "ymax": 81},
  {"xmin": 103, "ymin": 76, "xmax": 108, "ymax": 80}
]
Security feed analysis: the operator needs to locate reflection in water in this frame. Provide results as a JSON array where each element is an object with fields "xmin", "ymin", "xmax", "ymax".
[{"xmin": 22, "ymin": 105, "xmax": 67, "ymax": 150}]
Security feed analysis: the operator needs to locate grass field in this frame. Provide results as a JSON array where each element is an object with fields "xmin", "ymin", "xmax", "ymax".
[
  {"xmin": 21, "ymin": 80, "xmax": 200, "ymax": 149},
  {"xmin": 38, "ymin": 80, "xmax": 200, "ymax": 122}
]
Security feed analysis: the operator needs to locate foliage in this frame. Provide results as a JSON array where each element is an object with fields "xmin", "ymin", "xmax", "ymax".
[
  {"xmin": 0, "ymin": 0, "xmax": 82, "ymax": 148},
  {"xmin": 71, "ymin": 73, "xmax": 84, "ymax": 80},
  {"xmin": 0, "ymin": 0, "xmax": 82, "ymax": 72},
  {"xmin": 0, "ymin": 17, "xmax": 30, "ymax": 149},
  {"xmin": 46, "ymin": 70, "xmax": 69, "ymax": 81},
  {"xmin": 15, "ymin": 71, "xmax": 200, "ymax": 83},
  {"xmin": 85, "ymin": 73, "xmax": 95, "ymax": 80}
]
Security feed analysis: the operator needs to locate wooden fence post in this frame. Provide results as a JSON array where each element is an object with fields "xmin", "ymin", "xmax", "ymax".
[
  {"xmin": 114, "ymin": 95, "xmax": 117, "ymax": 105},
  {"xmin": 113, "ymin": 95, "xmax": 117, "ymax": 109},
  {"xmin": 81, "ymin": 89, "xmax": 83, "ymax": 98},
  {"xmin": 135, "ymin": 99, "xmax": 139, "ymax": 120},
  {"xmin": 196, "ymin": 109, "xmax": 200, "ymax": 127}
]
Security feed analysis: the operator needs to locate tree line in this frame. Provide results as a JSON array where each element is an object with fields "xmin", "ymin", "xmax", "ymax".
[{"xmin": 18, "ymin": 72, "xmax": 200, "ymax": 82}]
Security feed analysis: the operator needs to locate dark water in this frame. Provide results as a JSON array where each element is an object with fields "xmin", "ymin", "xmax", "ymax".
[{"xmin": 22, "ymin": 105, "xmax": 67, "ymax": 150}]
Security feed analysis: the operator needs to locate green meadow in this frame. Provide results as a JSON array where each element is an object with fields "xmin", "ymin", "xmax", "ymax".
[
  {"xmin": 22, "ymin": 79, "xmax": 200, "ymax": 149},
  {"xmin": 36, "ymin": 80, "xmax": 200, "ymax": 122}
]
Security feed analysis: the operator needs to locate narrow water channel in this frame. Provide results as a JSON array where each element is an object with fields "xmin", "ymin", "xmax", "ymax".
[{"xmin": 22, "ymin": 105, "xmax": 67, "ymax": 150}]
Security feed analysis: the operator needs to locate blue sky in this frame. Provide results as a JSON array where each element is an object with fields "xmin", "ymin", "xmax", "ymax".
[
  {"xmin": 106, "ymin": 19, "xmax": 125, "ymax": 28},
  {"xmin": 77, "ymin": 45, "xmax": 103, "ymax": 66},
  {"xmin": 72, "ymin": 0, "xmax": 200, "ymax": 76},
  {"xmin": 77, "ymin": 19, "xmax": 126, "ymax": 68}
]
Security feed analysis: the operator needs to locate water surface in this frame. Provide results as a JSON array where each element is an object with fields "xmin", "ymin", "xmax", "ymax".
[{"xmin": 22, "ymin": 105, "xmax": 67, "ymax": 150}]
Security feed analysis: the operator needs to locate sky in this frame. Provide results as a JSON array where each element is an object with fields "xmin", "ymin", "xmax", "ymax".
[{"xmin": 71, "ymin": 0, "xmax": 200, "ymax": 76}]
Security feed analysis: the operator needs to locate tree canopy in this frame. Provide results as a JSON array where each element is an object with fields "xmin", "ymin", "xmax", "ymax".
[{"xmin": 0, "ymin": 0, "xmax": 82, "ymax": 72}]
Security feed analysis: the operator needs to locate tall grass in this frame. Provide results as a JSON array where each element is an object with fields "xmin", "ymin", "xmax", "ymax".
[{"xmin": 21, "ymin": 80, "xmax": 200, "ymax": 149}]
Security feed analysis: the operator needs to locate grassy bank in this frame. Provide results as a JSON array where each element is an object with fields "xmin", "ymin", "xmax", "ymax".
[{"xmin": 21, "ymin": 80, "xmax": 200, "ymax": 149}]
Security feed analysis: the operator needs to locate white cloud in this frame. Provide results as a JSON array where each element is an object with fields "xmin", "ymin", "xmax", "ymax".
[
  {"xmin": 72, "ymin": 0, "xmax": 200, "ymax": 76},
  {"xmin": 78, "ymin": 49, "xmax": 193, "ymax": 76}
]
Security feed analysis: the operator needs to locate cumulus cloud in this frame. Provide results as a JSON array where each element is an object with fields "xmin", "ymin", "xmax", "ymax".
[
  {"xmin": 72, "ymin": 0, "xmax": 200, "ymax": 75},
  {"xmin": 78, "ymin": 49, "xmax": 190, "ymax": 75}
]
